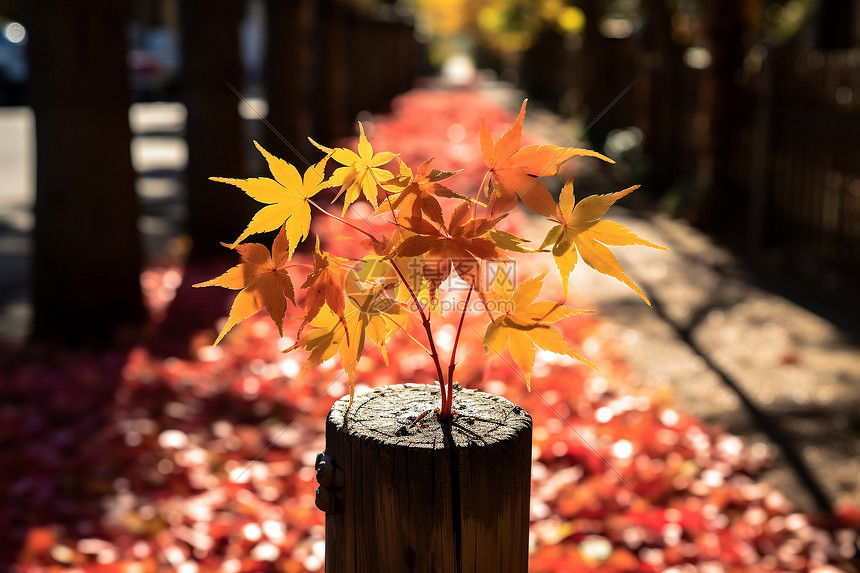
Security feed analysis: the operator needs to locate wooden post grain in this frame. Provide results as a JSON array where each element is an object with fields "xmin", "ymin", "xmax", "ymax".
[{"xmin": 317, "ymin": 384, "xmax": 532, "ymax": 573}]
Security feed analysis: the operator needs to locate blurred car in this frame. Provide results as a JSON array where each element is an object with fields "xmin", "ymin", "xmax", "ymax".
[
  {"xmin": 128, "ymin": 26, "xmax": 180, "ymax": 100},
  {"xmin": 0, "ymin": 20, "xmax": 28, "ymax": 106},
  {"xmin": 0, "ymin": 19, "xmax": 181, "ymax": 105}
]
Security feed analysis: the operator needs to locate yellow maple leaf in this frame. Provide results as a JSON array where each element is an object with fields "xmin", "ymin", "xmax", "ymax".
[
  {"xmin": 541, "ymin": 179, "xmax": 669, "ymax": 303},
  {"xmin": 309, "ymin": 123, "xmax": 396, "ymax": 215},
  {"xmin": 193, "ymin": 226, "xmax": 296, "ymax": 344},
  {"xmin": 483, "ymin": 272, "xmax": 594, "ymax": 390},
  {"xmin": 210, "ymin": 141, "xmax": 329, "ymax": 257}
]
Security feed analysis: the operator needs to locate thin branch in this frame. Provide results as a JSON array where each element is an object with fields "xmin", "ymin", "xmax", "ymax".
[
  {"xmin": 389, "ymin": 259, "xmax": 448, "ymax": 402},
  {"xmin": 374, "ymin": 306, "xmax": 432, "ymax": 355},
  {"xmin": 442, "ymin": 284, "xmax": 473, "ymax": 419},
  {"xmin": 308, "ymin": 199, "xmax": 381, "ymax": 242},
  {"xmin": 475, "ymin": 170, "xmax": 491, "ymax": 219}
]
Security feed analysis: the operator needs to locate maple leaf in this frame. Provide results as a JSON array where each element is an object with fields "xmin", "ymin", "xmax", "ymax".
[
  {"xmin": 483, "ymin": 273, "xmax": 594, "ymax": 390},
  {"xmin": 309, "ymin": 123, "xmax": 396, "ymax": 214},
  {"xmin": 193, "ymin": 225, "xmax": 296, "ymax": 344},
  {"xmin": 391, "ymin": 202, "xmax": 509, "ymax": 301},
  {"xmin": 211, "ymin": 142, "xmax": 329, "ymax": 257},
  {"xmin": 291, "ymin": 277, "xmax": 409, "ymax": 405},
  {"xmin": 299, "ymin": 236, "xmax": 352, "ymax": 337},
  {"xmin": 540, "ymin": 179, "xmax": 669, "ymax": 303},
  {"xmin": 480, "ymin": 100, "xmax": 614, "ymax": 216},
  {"xmin": 374, "ymin": 157, "xmax": 468, "ymax": 226},
  {"xmin": 488, "ymin": 229, "xmax": 535, "ymax": 253}
]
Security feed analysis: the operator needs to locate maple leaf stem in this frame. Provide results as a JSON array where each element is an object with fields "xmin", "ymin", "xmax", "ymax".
[
  {"xmin": 477, "ymin": 288, "xmax": 496, "ymax": 323},
  {"xmin": 442, "ymin": 284, "xmax": 473, "ymax": 419},
  {"xmin": 384, "ymin": 191, "xmax": 401, "ymax": 228},
  {"xmin": 389, "ymin": 259, "xmax": 448, "ymax": 406},
  {"xmin": 539, "ymin": 302, "xmax": 563, "ymax": 323},
  {"xmin": 388, "ymin": 316, "xmax": 432, "ymax": 355},
  {"xmin": 308, "ymin": 199, "xmax": 380, "ymax": 242},
  {"xmin": 475, "ymin": 170, "xmax": 491, "ymax": 218}
]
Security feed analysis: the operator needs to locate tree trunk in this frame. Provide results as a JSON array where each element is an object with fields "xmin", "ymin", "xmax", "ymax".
[
  {"xmin": 27, "ymin": 1, "xmax": 145, "ymax": 345},
  {"xmin": 816, "ymin": 0, "xmax": 858, "ymax": 49},
  {"xmin": 148, "ymin": 2, "xmax": 250, "ymax": 354},
  {"xmin": 180, "ymin": 0, "xmax": 250, "ymax": 258},
  {"xmin": 693, "ymin": 0, "xmax": 749, "ymax": 241},
  {"xmin": 579, "ymin": 0, "xmax": 614, "ymax": 149},
  {"xmin": 264, "ymin": 0, "xmax": 315, "ymax": 167},
  {"xmin": 318, "ymin": 384, "xmax": 532, "ymax": 573},
  {"xmin": 641, "ymin": 0, "xmax": 687, "ymax": 194},
  {"xmin": 313, "ymin": 0, "xmax": 351, "ymax": 145}
]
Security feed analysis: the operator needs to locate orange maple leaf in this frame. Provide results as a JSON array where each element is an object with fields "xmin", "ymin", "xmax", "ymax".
[
  {"xmin": 481, "ymin": 100, "xmax": 614, "ymax": 216},
  {"xmin": 299, "ymin": 236, "xmax": 352, "ymax": 340},
  {"xmin": 392, "ymin": 203, "xmax": 507, "ymax": 301},
  {"xmin": 193, "ymin": 226, "xmax": 296, "ymax": 344},
  {"xmin": 375, "ymin": 157, "xmax": 467, "ymax": 227},
  {"xmin": 290, "ymin": 267, "xmax": 410, "ymax": 405}
]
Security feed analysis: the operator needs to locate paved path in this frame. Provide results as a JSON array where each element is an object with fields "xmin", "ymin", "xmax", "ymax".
[
  {"xmin": 598, "ymin": 210, "xmax": 860, "ymax": 515},
  {"xmin": 1, "ymin": 83, "xmax": 858, "ymax": 516}
]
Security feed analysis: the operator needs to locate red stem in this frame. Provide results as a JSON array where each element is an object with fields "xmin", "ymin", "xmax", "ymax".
[
  {"xmin": 311, "ymin": 180, "xmax": 462, "ymax": 418},
  {"xmin": 310, "ymin": 193, "xmax": 451, "ymax": 415},
  {"xmin": 441, "ymin": 284, "xmax": 473, "ymax": 419},
  {"xmin": 388, "ymin": 259, "xmax": 448, "ymax": 405},
  {"xmin": 308, "ymin": 199, "xmax": 380, "ymax": 242},
  {"xmin": 385, "ymin": 197, "xmax": 454, "ymax": 417}
]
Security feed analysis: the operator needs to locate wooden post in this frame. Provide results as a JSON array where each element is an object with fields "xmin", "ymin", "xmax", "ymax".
[{"xmin": 317, "ymin": 384, "xmax": 532, "ymax": 573}]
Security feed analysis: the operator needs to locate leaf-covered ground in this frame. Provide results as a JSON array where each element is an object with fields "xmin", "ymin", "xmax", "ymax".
[{"xmin": 3, "ymin": 88, "xmax": 859, "ymax": 572}]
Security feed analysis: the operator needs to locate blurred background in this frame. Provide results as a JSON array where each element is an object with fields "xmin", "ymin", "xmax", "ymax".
[
  {"xmin": 0, "ymin": 0, "xmax": 857, "ymax": 345},
  {"xmin": 1, "ymin": 0, "xmax": 860, "ymax": 571}
]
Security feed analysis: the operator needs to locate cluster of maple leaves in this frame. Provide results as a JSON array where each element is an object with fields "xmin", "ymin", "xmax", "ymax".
[
  {"xmin": 195, "ymin": 96, "xmax": 667, "ymax": 414},
  {"xmin": 3, "ymin": 88, "xmax": 859, "ymax": 572}
]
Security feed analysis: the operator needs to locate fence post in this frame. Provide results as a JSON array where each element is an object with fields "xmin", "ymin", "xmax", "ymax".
[{"xmin": 317, "ymin": 383, "xmax": 532, "ymax": 573}]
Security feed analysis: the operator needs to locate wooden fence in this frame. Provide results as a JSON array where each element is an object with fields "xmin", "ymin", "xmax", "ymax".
[
  {"xmin": 264, "ymin": 0, "xmax": 427, "ymax": 167},
  {"xmin": 519, "ymin": 35, "xmax": 860, "ymax": 291},
  {"xmin": 312, "ymin": 1, "xmax": 427, "ymax": 146},
  {"xmin": 747, "ymin": 49, "xmax": 860, "ymax": 286}
]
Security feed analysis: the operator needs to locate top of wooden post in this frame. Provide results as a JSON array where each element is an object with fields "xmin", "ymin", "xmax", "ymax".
[{"xmin": 327, "ymin": 383, "xmax": 532, "ymax": 449}]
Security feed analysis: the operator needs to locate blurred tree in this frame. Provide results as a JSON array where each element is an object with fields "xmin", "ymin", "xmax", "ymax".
[
  {"xmin": 817, "ymin": 0, "xmax": 858, "ymax": 48},
  {"xmin": 147, "ymin": 0, "xmax": 252, "ymax": 353},
  {"xmin": 264, "ymin": 0, "xmax": 315, "ymax": 166},
  {"xmin": 0, "ymin": 0, "xmax": 21, "ymax": 19},
  {"xmin": 179, "ymin": 0, "xmax": 250, "ymax": 258},
  {"xmin": 27, "ymin": 0, "xmax": 145, "ymax": 345},
  {"xmin": 314, "ymin": 0, "xmax": 351, "ymax": 144},
  {"xmin": 641, "ymin": 0, "xmax": 686, "ymax": 192},
  {"xmin": 579, "ymin": 0, "xmax": 614, "ymax": 148},
  {"xmin": 693, "ymin": 0, "xmax": 750, "ymax": 239}
]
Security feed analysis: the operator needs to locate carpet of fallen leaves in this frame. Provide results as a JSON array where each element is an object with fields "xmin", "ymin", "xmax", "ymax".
[{"xmin": 3, "ymin": 88, "xmax": 860, "ymax": 573}]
